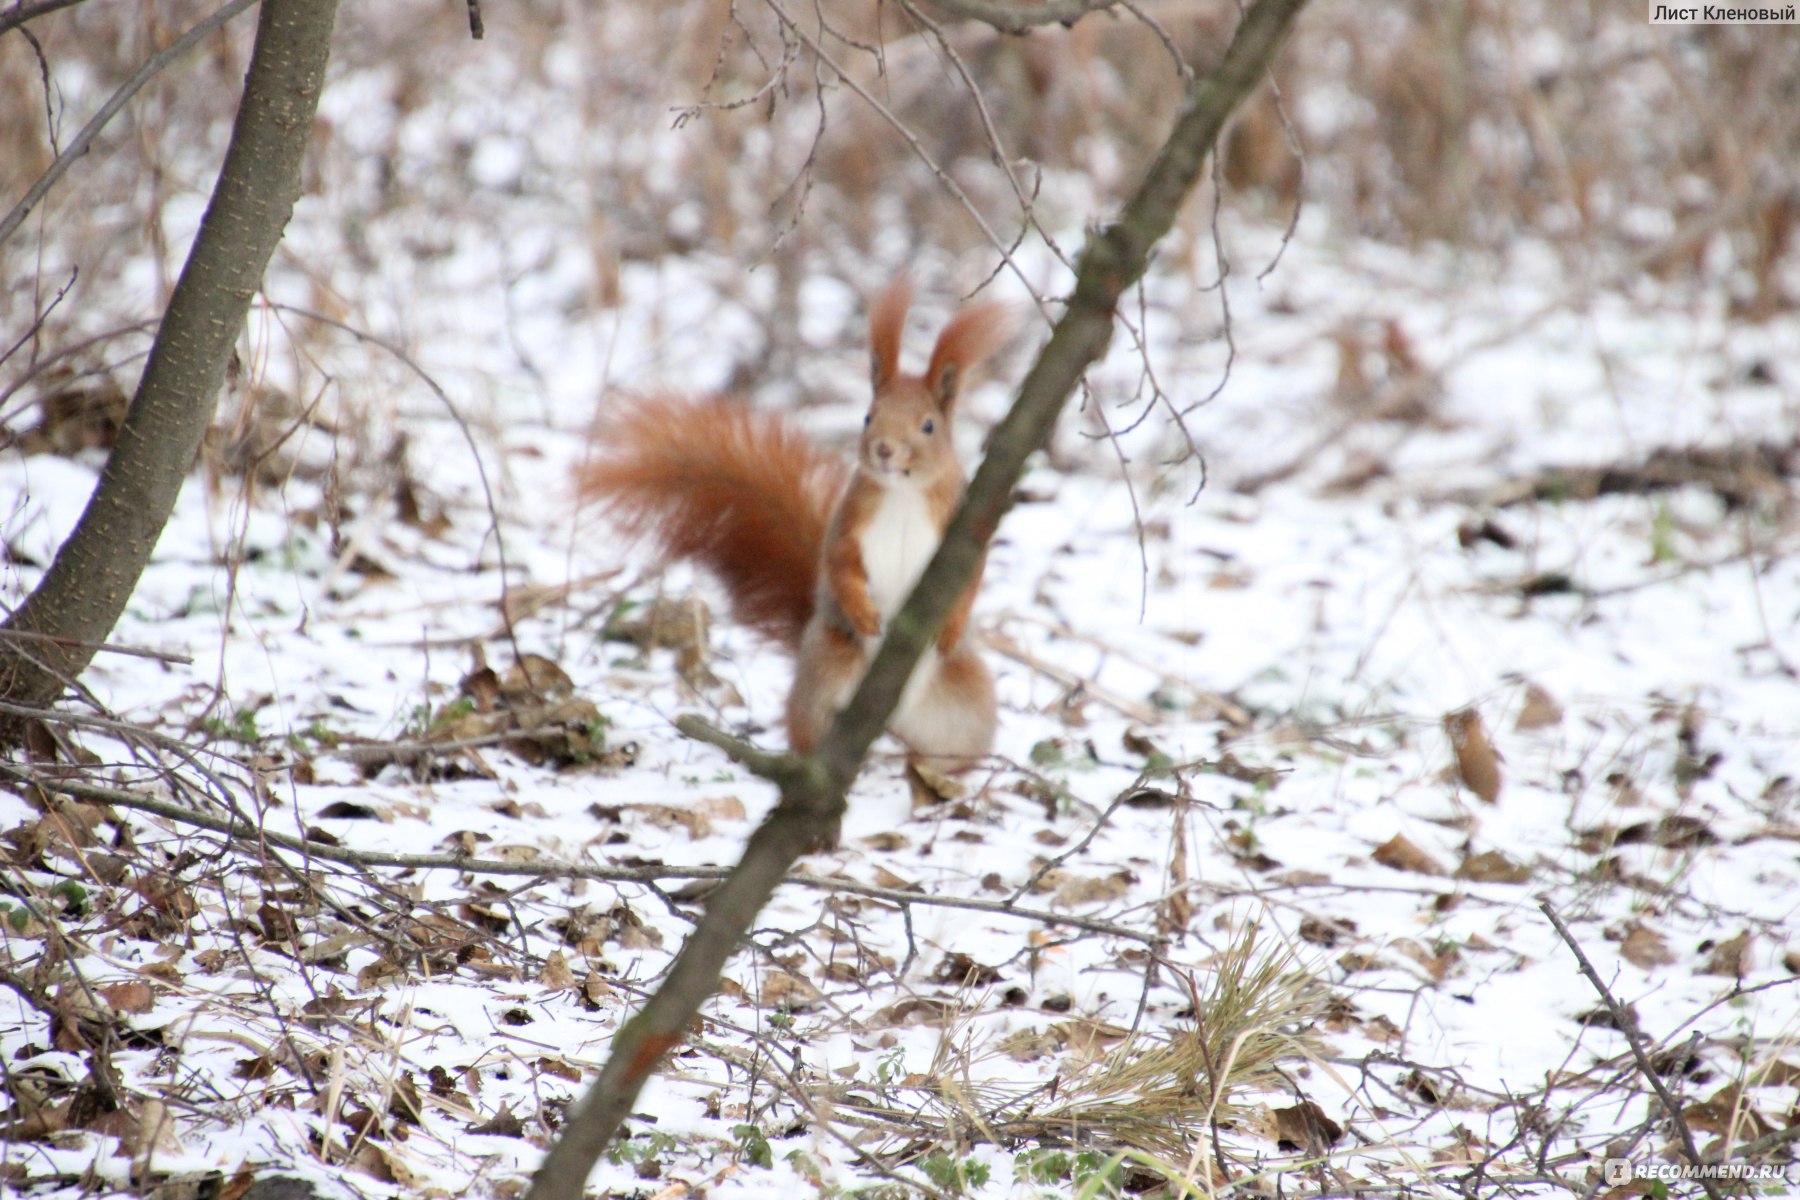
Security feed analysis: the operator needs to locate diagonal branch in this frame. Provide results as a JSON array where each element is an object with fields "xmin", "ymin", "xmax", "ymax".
[
  {"xmin": 0, "ymin": 0, "xmax": 261, "ymax": 248},
  {"xmin": 0, "ymin": 0, "xmax": 93, "ymax": 40},
  {"xmin": 1541, "ymin": 901, "xmax": 1725, "ymax": 1200},
  {"xmin": 522, "ymin": 2, "xmax": 1309, "ymax": 1197},
  {"xmin": 921, "ymin": 0, "xmax": 1117, "ymax": 34}
]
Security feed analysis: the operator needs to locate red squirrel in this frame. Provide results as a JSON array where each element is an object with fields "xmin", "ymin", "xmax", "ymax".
[{"xmin": 577, "ymin": 277, "xmax": 1010, "ymax": 768}]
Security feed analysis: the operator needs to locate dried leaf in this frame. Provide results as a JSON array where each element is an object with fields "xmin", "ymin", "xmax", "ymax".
[
  {"xmin": 98, "ymin": 981, "xmax": 155, "ymax": 1015},
  {"xmin": 581, "ymin": 972, "xmax": 614, "ymax": 1007},
  {"xmin": 1618, "ymin": 924, "xmax": 1676, "ymax": 970},
  {"xmin": 1298, "ymin": 915, "xmax": 1358, "ymax": 947},
  {"xmin": 1700, "ymin": 930, "xmax": 1753, "ymax": 978},
  {"xmin": 1372, "ymin": 833, "xmax": 1448, "ymax": 876},
  {"xmin": 501, "ymin": 655, "xmax": 574, "ymax": 702},
  {"xmin": 1574, "ymin": 1001, "xmax": 1638, "ymax": 1032},
  {"xmin": 869, "ymin": 997, "xmax": 956, "ymax": 1028},
  {"xmin": 606, "ymin": 597, "xmax": 709, "ymax": 652},
  {"xmin": 1683, "ymin": 1084, "xmax": 1776, "ymax": 1138},
  {"xmin": 1053, "ymin": 870, "xmax": 1134, "ymax": 907},
  {"xmin": 315, "ymin": 800, "xmax": 379, "ymax": 820},
  {"xmin": 1514, "ymin": 683, "xmax": 1564, "ymax": 730},
  {"xmin": 905, "ymin": 760, "xmax": 964, "ymax": 806},
  {"xmin": 699, "ymin": 795, "xmax": 747, "ymax": 822},
  {"xmin": 640, "ymin": 804, "xmax": 711, "ymax": 840},
  {"xmin": 870, "ymin": 865, "xmax": 916, "ymax": 892},
  {"xmin": 535, "ymin": 1057, "xmax": 582, "ymax": 1084},
  {"xmin": 387, "ymin": 1073, "xmax": 425, "ymax": 1124},
  {"xmin": 539, "ymin": 949, "xmax": 576, "ymax": 991},
  {"xmin": 1393, "ymin": 937, "xmax": 1459, "ymax": 982},
  {"xmin": 760, "ymin": 968, "xmax": 822, "ymax": 1011},
  {"xmin": 235, "ymin": 1055, "xmax": 277, "ymax": 1080},
  {"xmin": 932, "ymin": 952, "xmax": 1003, "ymax": 988},
  {"xmin": 1616, "ymin": 815, "xmax": 1716, "ymax": 849},
  {"xmin": 468, "ymin": 1102, "xmax": 526, "ymax": 1137},
  {"xmin": 1454, "ymin": 849, "xmax": 1532, "ymax": 884},
  {"xmin": 998, "ymin": 1026, "xmax": 1063, "ymax": 1062},
  {"xmin": 1272, "ymin": 1098, "xmax": 1344, "ymax": 1152},
  {"xmin": 1055, "ymin": 1018, "xmax": 1131, "ymax": 1057},
  {"xmin": 1444, "ymin": 708, "xmax": 1502, "ymax": 803}
]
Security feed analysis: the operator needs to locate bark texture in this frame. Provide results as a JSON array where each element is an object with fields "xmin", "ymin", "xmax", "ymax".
[
  {"xmin": 524, "ymin": 2, "xmax": 1310, "ymax": 1197},
  {"xmin": 0, "ymin": 0, "xmax": 341, "ymax": 726}
]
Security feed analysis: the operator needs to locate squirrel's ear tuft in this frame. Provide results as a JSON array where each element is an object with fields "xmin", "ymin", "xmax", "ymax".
[
  {"xmin": 868, "ymin": 275, "xmax": 913, "ymax": 391},
  {"xmin": 926, "ymin": 298, "xmax": 1012, "ymax": 412}
]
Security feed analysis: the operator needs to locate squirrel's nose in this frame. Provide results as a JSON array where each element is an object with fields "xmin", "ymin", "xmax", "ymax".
[{"xmin": 875, "ymin": 442, "xmax": 894, "ymax": 462}]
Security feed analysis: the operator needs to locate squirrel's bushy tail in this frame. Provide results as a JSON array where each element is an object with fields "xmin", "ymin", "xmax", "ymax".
[{"xmin": 576, "ymin": 396, "xmax": 847, "ymax": 647}]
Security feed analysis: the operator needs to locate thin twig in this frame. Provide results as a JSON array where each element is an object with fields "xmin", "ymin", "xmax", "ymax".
[
  {"xmin": 922, "ymin": 0, "xmax": 1116, "ymax": 34},
  {"xmin": 267, "ymin": 303, "xmax": 523, "ymax": 656},
  {"xmin": 0, "ymin": 762, "xmax": 1154, "ymax": 943},
  {"xmin": 0, "ymin": 0, "xmax": 91, "ymax": 39},
  {"xmin": 0, "ymin": 0, "xmax": 261, "ymax": 248},
  {"xmin": 0, "ymin": 627, "xmax": 194, "ymax": 666},
  {"xmin": 1539, "ymin": 901, "xmax": 1725, "ymax": 1200}
]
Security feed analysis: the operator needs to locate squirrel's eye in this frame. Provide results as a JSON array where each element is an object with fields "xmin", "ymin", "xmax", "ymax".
[
  {"xmin": 922, "ymin": 418, "xmax": 935, "ymax": 435},
  {"xmin": 863, "ymin": 414, "xmax": 871, "ymax": 428}
]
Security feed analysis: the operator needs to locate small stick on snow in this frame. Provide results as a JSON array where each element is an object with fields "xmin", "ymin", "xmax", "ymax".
[{"xmin": 1540, "ymin": 900, "xmax": 1725, "ymax": 1200}]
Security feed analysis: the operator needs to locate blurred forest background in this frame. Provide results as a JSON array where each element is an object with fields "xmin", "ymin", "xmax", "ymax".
[{"xmin": 3, "ymin": 0, "xmax": 1794, "ymax": 476}]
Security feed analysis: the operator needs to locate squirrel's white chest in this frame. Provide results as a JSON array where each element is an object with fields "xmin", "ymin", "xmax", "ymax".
[{"xmin": 858, "ymin": 484, "xmax": 939, "ymax": 625}]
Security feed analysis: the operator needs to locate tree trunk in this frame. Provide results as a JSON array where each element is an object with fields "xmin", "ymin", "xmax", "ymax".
[{"xmin": 0, "ymin": 0, "xmax": 341, "ymax": 733}]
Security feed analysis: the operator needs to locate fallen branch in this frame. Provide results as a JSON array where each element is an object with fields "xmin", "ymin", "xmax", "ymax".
[{"xmin": 0, "ymin": 763, "xmax": 1152, "ymax": 943}]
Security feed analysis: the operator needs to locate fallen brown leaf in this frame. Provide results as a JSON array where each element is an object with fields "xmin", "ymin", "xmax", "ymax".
[
  {"xmin": 98, "ymin": 981, "xmax": 155, "ymax": 1015},
  {"xmin": 468, "ymin": 1103, "xmax": 526, "ymax": 1137},
  {"xmin": 1513, "ymin": 683, "xmax": 1564, "ymax": 731},
  {"xmin": 1372, "ymin": 833, "xmax": 1448, "ymax": 876},
  {"xmin": 1454, "ymin": 848, "xmax": 1532, "ymax": 884},
  {"xmin": 1699, "ymin": 930, "xmax": 1753, "ymax": 978},
  {"xmin": 1053, "ymin": 870, "xmax": 1134, "ymax": 907},
  {"xmin": 1272, "ymin": 1098, "xmax": 1344, "ymax": 1152},
  {"xmin": 1618, "ymin": 924, "xmax": 1675, "ymax": 970},
  {"xmin": 539, "ymin": 949, "xmax": 577, "ymax": 991},
  {"xmin": 1444, "ymin": 708, "xmax": 1502, "ymax": 803}
]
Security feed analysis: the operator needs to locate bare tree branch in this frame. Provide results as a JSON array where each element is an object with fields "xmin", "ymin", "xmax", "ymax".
[
  {"xmin": 0, "ymin": 0, "xmax": 261, "ymax": 249},
  {"xmin": 920, "ymin": 0, "xmax": 1117, "ymax": 34},
  {"xmin": 1541, "ymin": 901, "xmax": 1725, "ymax": 1200},
  {"xmin": 0, "ymin": 0, "xmax": 92, "ymax": 39},
  {"xmin": 523, "ymin": 3, "xmax": 1308, "ymax": 1197},
  {"xmin": 0, "ymin": 762, "xmax": 1154, "ymax": 943}
]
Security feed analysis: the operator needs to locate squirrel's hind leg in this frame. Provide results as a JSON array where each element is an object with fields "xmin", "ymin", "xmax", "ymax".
[{"xmin": 891, "ymin": 647, "xmax": 996, "ymax": 772}]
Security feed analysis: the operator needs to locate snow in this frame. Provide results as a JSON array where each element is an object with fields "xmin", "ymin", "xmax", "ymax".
[{"xmin": 4, "ymin": 7, "xmax": 1800, "ymax": 1200}]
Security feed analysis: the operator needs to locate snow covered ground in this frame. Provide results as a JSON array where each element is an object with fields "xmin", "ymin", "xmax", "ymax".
[{"xmin": 3, "ymin": 5, "xmax": 1798, "ymax": 1198}]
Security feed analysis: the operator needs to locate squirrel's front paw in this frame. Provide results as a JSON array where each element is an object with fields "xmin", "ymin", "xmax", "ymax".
[{"xmin": 842, "ymin": 599, "xmax": 882, "ymax": 639}]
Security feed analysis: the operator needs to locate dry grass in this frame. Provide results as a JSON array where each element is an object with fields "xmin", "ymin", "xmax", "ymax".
[{"xmin": 1037, "ymin": 927, "xmax": 1321, "ymax": 1156}]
